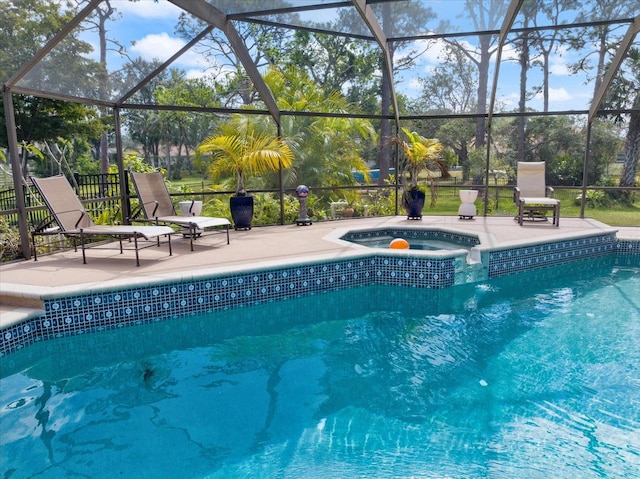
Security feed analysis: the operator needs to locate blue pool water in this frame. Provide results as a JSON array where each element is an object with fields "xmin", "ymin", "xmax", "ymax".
[
  {"xmin": 1, "ymin": 260, "xmax": 639, "ymax": 478},
  {"xmin": 349, "ymin": 235, "xmax": 473, "ymax": 250}
]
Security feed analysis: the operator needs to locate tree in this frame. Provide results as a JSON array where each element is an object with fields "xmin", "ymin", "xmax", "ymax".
[
  {"xmin": 263, "ymin": 66, "xmax": 376, "ymax": 193},
  {"xmin": 529, "ymin": 0, "xmax": 580, "ymax": 112},
  {"xmin": 119, "ymin": 58, "xmax": 168, "ymax": 166},
  {"xmin": 377, "ymin": 2, "xmax": 436, "ymax": 184},
  {"xmin": 412, "ymin": 44, "xmax": 478, "ymax": 179},
  {"xmin": 571, "ymin": 0, "xmax": 636, "ymax": 97},
  {"xmin": 268, "ymin": 29, "xmax": 380, "ymax": 114},
  {"xmin": 395, "ymin": 127, "xmax": 449, "ymax": 207},
  {"xmin": 175, "ymin": 3, "xmax": 297, "ymax": 107},
  {"xmin": 0, "ymin": 0, "xmax": 103, "ymax": 175},
  {"xmin": 445, "ymin": 0, "xmax": 508, "ymax": 148},
  {"xmin": 604, "ymin": 48, "xmax": 640, "ymax": 192},
  {"xmin": 196, "ymin": 116, "xmax": 294, "ymax": 196}
]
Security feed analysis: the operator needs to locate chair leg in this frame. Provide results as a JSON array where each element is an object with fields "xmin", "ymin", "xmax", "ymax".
[
  {"xmin": 80, "ymin": 231, "xmax": 87, "ymax": 264},
  {"xmin": 32, "ymin": 234, "xmax": 38, "ymax": 262},
  {"xmin": 518, "ymin": 203, "xmax": 524, "ymax": 225},
  {"xmin": 134, "ymin": 235, "xmax": 140, "ymax": 267}
]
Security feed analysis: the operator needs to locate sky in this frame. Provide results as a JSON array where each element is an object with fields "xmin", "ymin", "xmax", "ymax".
[{"xmin": 79, "ymin": 0, "xmax": 607, "ymax": 113}]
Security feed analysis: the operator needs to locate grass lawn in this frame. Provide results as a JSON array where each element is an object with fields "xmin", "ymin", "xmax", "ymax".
[{"xmin": 169, "ymin": 173, "xmax": 640, "ymax": 227}]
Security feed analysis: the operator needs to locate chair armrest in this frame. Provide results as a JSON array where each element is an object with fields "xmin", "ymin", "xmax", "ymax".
[
  {"xmin": 39, "ymin": 207, "xmax": 87, "ymax": 230},
  {"xmin": 546, "ymin": 186, "xmax": 555, "ymax": 198},
  {"xmin": 513, "ymin": 186, "xmax": 521, "ymax": 204},
  {"xmin": 140, "ymin": 199, "xmax": 160, "ymax": 217},
  {"xmin": 32, "ymin": 215, "xmax": 56, "ymax": 234}
]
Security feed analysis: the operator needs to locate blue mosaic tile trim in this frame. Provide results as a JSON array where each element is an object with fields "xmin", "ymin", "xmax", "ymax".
[
  {"xmin": 341, "ymin": 228, "xmax": 480, "ymax": 247},
  {"xmin": 2, "ymin": 234, "xmax": 637, "ymax": 357},
  {"xmin": 616, "ymin": 239, "xmax": 640, "ymax": 256},
  {"xmin": 1, "ymin": 320, "xmax": 39, "ymax": 358},
  {"xmin": 488, "ymin": 233, "xmax": 617, "ymax": 278},
  {"xmin": 0, "ymin": 254, "xmax": 458, "ymax": 356}
]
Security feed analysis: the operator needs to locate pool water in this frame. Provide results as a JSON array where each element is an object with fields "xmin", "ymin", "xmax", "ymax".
[
  {"xmin": 349, "ymin": 234, "xmax": 473, "ymax": 250},
  {"xmin": 1, "ymin": 260, "xmax": 639, "ymax": 478}
]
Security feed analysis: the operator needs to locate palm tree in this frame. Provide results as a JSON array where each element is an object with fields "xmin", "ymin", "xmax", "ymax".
[
  {"xmin": 196, "ymin": 124, "xmax": 294, "ymax": 196},
  {"xmin": 396, "ymin": 127, "xmax": 449, "ymax": 207}
]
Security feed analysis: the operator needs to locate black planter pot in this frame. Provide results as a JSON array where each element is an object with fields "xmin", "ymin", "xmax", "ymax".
[
  {"xmin": 404, "ymin": 189, "xmax": 425, "ymax": 220},
  {"xmin": 230, "ymin": 195, "xmax": 254, "ymax": 230}
]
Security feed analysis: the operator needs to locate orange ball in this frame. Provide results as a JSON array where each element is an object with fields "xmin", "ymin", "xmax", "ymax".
[{"xmin": 389, "ymin": 238, "xmax": 410, "ymax": 249}]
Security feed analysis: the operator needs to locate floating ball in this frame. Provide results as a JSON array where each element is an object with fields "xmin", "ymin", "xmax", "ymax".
[{"xmin": 389, "ymin": 238, "xmax": 410, "ymax": 249}]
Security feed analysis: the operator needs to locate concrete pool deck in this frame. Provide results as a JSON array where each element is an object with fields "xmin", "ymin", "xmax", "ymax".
[{"xmin": 1, "ymin": 215, "xmax": 639, "ymax": 328}]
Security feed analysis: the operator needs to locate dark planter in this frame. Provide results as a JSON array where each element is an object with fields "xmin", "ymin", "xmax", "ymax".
[
  {"xmin": 404, "ymin": 189, "xmax": 425, "ymax": 220},
  {"xmin": 230, "ymin": 195, "xmax": 254, "ymax": 230}
]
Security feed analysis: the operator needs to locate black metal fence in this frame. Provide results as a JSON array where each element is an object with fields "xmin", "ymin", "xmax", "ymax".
[
  {"xmin": 0, "ymin": 173, "xmax": 123, "ymax": 228},
  {"xmin": 0, "ymin": 173, "xmax": 637, "ymax": 229}
]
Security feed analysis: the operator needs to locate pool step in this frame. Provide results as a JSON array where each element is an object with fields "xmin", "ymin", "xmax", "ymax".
[{"xmin": 0, "ymin": 293, "xmax": 45, "ymax": 329}]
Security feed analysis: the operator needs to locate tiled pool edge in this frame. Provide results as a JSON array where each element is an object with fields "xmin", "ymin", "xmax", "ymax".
[{"xmin": 1, "ymin": 233, "xmax": 638, "ymax": 357}]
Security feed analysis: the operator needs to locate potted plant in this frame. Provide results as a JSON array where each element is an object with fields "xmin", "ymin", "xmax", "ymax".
[
  {"xmin": 395, "ymin": 127, "xmax": 449, "ymax": 219},
  {"xmin": 196, "ymin": 125, "xmax": 294, "ymax": 230}
]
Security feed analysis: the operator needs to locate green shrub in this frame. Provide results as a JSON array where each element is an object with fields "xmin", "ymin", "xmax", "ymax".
[{"xmin": 0, "ymin": 218, "xmax": 22, "ymax": 262}]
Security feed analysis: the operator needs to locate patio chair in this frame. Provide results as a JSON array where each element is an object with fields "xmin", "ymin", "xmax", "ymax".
[
  {"xmin": 30, "ymin": 175, "xmax": 174, "ymax": 266},
  {"xmin": 513, "ymin": 161, "xmax": 560, "ymax": 227},
  {"xmin": 130, "ymin": 171, "xmax": 230, "ymax": 250}
]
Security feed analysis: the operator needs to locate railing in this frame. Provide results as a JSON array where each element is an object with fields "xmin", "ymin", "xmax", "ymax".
[
  {"xmin": 0, "ymin": 173, "xmax": 125, "ymax": 227},
  {"xmin": 0, "ymin": 174, "xmax": 638, "ymax": 229}
]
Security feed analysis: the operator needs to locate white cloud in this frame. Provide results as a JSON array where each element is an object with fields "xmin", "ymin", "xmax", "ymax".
[
  {"xmin": 549, "ymin": 57, "xmax": 572, "ymax": 76},
  {"xmin": 131, "ymin": 32, "xmax": 203, "ymax": 68},
  {"xmin": 111, "ymin": 0, "xmax": 184, "ymax": 20},
  {"xmin": 537, "ymin": 86, "xmax": 572, "ymax": 102},
  {"xmin": 545, "ymin": 45, "xmax": 571, "ymax": 76}
]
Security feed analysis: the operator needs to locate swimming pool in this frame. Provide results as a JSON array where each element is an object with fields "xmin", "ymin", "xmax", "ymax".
[{"xmin": 1, "ymin": 257, "xmax": 639, "ymax": 478}]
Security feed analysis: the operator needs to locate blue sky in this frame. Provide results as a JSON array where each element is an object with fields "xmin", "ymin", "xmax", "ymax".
[{"xmin": 94, "ymin": 0, "xmax": 596, "ymax": 112}]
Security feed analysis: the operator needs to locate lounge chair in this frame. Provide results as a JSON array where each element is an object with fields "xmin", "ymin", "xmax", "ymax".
[
  {"xmin": 30, "ymin": 175, "xmax": 173, "ymax": 266},
  {"xmin": 130, "ymin": 172, "xmax": 230, "ymax": 250},
  {"xmin": 513, "ymin": 161, "xmax": 560, "ymax": 226}
]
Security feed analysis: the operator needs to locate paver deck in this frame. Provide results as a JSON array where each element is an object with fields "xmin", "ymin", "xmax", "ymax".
[{"xmin": 1, "ymin": 215, "xmax": 638, "ymax": 327}]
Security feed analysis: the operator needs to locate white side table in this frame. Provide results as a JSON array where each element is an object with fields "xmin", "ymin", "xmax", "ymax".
[
  {"xmin": 179, "ymin": 200, "xmax": 203, "ymax": 216},
  {"xmin": 458, "ymin": 190, "xmax": 478, "ymax": 220}
]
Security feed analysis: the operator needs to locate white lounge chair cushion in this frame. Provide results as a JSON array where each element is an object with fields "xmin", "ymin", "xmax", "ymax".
[
  {"xmin": 519, "ymin": 197, "xmax": 559, "ymax": 206},
  {"xmin": 78, "ymin": 225, "xmax": 174, "ymax": 240},
  {"xmin": 150, "ymin": 216, "xmax": 230, "ymax": 229}
]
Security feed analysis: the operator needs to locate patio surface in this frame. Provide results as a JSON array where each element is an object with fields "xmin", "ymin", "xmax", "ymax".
[{"xmin": 1, "ymin": 215, "xmax": 638, "ymax": 328}]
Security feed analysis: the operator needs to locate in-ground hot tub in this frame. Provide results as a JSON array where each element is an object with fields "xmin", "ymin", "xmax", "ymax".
[
  {"xmin": 323, "ymin": 225, "xmax": 487, "ymax": 287},
  {"xmin": 339, "ymin": 227, "xmax": 481, "ymax": 251}
]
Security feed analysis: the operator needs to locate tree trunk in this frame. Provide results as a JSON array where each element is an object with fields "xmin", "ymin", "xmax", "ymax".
[
  {"xmin": 593, "ymin": 27, "xmax": 609, "ymax": 96},
  {"xmin": 517, "ymin": 27, "xmax": 529, "ymax": 163},
  {"xmin": 100, "ymin": 132, "xmax": 109, "ymax": 174},
  {"xmin": 377, "ymin": 4, "xmax": 394, "ymax": 185},
  {"xmin": 165, "ymin": 141, "xmax": 171, "ymax": 179},
  {"xmin": 620, "ymin": 110, "xmax": 640, "ymax": 188},
  {"xmin": 379, "ymin": 60, "xmax": 392, "ymax": 186},
  {"xmin": 97, "ymin": 5, "xmax": 112, "ymax": 175}
]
